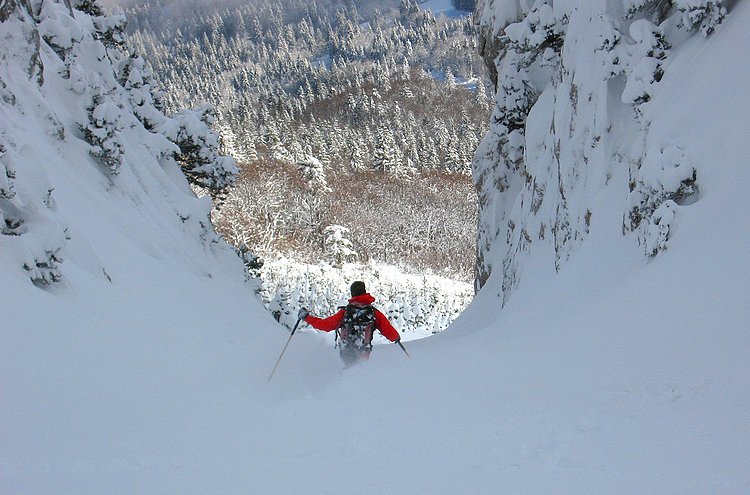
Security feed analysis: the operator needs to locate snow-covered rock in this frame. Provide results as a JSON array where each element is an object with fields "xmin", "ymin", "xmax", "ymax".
[
  {"xmin": 472, "ymin": 0, "xmax": 728, "ymax": 302},
  {"xmin": 0, "ymin": 0, "xmax": 238, "ymax": 289}
]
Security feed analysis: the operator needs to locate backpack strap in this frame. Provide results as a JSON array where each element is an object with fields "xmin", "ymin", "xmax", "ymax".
[{"xmin": 334, "ymin": 305, "xmax": 346, "ymax": 348}]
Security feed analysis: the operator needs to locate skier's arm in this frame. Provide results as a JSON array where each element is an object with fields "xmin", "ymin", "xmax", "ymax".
[
  {"xmin": 374, "ymin": 310, "xmax": 400, "ymax": 342},
  {"xmin": 304, "ymin": 310, "xmax": 345, "ymax": 332}
]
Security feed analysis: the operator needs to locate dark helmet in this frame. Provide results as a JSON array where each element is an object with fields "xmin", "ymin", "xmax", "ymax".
[{"xmin": 350, "ymin": 280, "xmax": 366, "ymax": 297}]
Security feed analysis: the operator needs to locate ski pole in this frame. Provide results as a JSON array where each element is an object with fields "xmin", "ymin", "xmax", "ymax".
[
  {"xmin": 396, "ymin": 340, "xmax": 410, "ymax": 358},
  {"xmin": 268, "ymin": 318, "xmax": 302, "ymax": 381}
]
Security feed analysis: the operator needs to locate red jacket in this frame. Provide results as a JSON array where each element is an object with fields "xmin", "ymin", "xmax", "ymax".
[{"xmin": 304, "ymin": 293, "xmax": 401, "ymax": 342}]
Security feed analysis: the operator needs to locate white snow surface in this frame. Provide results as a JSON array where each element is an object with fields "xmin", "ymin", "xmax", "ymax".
[{"xmin": 3, "ymin": 2, "xmax": 750, "ymax": 495}]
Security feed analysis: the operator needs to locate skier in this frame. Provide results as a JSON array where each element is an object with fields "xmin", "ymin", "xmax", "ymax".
[{"xmin": 298, "ymin": 281, "xmax": 401, "ymax": 367}]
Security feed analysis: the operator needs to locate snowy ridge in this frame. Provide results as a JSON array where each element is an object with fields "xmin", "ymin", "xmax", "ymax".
[{"xmin": 0, "ymin": 0, "xmax": 239, "ymax": 289}]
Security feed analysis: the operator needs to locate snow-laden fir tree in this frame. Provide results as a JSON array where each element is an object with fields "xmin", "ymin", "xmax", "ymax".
[
  {"xmin": 80, "ymin": 93, "xmax": 126, "ymax": 174},
  {"xmin": 675, "ymin": 0, "xmax": 726, "ymax": 37},
  {"xmin": 298, "ymin": 156, "xmax": 330, "ymax": 194},
  {"xmin": 373, "ymin": 124, "xmax": 400, "ymax": 175},
  {"xmin": 163, "ymin": 105, "xmax": 238, "ymax": 201},
  {"xmin": 323, "ymin": 224, "xmax": 356, "ymax": 268},
  {"xmin": 0, "ymin": 135, "xmax": 68, "ymax": 286}
]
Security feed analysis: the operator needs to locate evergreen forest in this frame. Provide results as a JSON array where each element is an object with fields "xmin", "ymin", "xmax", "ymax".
[{"xmin": 122, "ymin": 0, "xmax": 489, "ymax": 280}]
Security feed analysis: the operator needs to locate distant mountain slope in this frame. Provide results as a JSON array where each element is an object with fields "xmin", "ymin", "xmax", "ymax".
[{"xmin": 118, "ymin": 0, "xmax": 488, "ymax": 278}]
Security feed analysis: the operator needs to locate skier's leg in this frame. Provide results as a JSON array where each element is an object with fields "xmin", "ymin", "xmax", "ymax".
[
  {"xmin": 359, "ymin": 345, "xmax": 372, "ymax": 361},
  {"xmin": 339, "ymin": 342, "xmax": 358, "ymax": 368}
]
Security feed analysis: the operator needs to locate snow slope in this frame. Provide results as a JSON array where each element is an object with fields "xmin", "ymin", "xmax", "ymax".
[{"xmin": 2, "ymin": 1, "xmax": 750, "ymax": 494}]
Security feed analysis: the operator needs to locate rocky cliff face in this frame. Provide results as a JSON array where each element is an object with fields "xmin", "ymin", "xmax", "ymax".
[{"xmin": 472, "ymin": 0, "xmax": 724, "ymax": 302}]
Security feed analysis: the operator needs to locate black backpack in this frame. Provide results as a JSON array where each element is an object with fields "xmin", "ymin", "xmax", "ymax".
[{"xmin": 337, "ymin": 303, "xmax": 375, "ymax": 348}]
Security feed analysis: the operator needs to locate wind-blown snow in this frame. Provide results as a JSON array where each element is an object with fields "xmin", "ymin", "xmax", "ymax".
[{"xmin": 2, "ymin": 1, "xmax": 750, "ymax": 493}]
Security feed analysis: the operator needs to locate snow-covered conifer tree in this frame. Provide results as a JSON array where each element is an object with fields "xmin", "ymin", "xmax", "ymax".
[
  {"xmin": 118, "ymin": 52, "xmax": 166, "ymax": 132},
  {"xmin": 373, "ymin": 125, "xmax": 399, "ymax": 175},
  {"xmin": 80, "ymin": 93, "xmax": 126, "ymax": 174},
  {"xmin": 445, "ymin": 69, "xmax": 457, "ymax": 90},
  {"xmin": 0, "ymin": 138, "xmax": 68, "ymax": 286},
  {"xmin": 675, "ymin": 0, "xmax": 726, "ymax": 37},
  {"xmin": 323, "ymin": 225, "xmax": 357, "ymax": 267},
  {"xmin": 298, "ymin": 156, "xmax": 330, "ymax": 194},
  {"xmin": 164, "ymin": 105, "xmax": 238, "ymax": 200},
  {"xmin": 619, "ymin": 19, "xmax": 671, "ymax": 107},
  {"xmin": 445, "ymin": 140, "xmax": 462, "ymax": 171},
  {"xmin": 246, "ymin": 139, "xmax": 258, "ymax": 162}
]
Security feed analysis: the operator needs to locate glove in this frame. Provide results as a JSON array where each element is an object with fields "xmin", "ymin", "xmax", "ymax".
[{"xmin": 298, "ymin": 308, "xmax": 309, "ymax": 320}]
